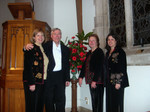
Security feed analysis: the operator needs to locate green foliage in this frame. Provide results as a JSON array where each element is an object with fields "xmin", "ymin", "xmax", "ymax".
[{"xmin": 76, "ymin": 31, "xmax": 93, "ymax": 42}]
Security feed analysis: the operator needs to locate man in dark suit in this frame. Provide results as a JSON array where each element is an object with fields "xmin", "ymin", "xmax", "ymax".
[{"xmin": 43, "ymin": 28, "xmax": 70, "ymax": 112}]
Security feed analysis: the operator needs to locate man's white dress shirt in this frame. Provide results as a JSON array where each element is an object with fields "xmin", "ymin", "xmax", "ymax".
[{"xmin": 52, "ymin": 41, "xmax": 62, "ymax": 71}]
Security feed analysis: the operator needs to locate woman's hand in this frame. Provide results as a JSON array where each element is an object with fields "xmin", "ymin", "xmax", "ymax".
[
  {"xmin": 115, "ymin": 84, "xmax": 121, "ymax": 90},
  {"xmin": 65, "ymin": 81, "xmax": 70, "ymax": 87},
  {"xmin": 29, "ymin": 85, "xmax": 35, "ymax": 91},
  {"xmin": 78, "ymin": 78, "xmax": 83, "ymax": 87},
  {"xmin": 91, "ymin": 81, "xmax": 96, "ymax": 88}
]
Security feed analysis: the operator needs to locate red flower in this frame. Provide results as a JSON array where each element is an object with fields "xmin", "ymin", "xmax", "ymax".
[
  {"xmin": 68, "ymin": 42, "xmax": 72, "ymax": 45},
  {"xmin": 80, "ymin": 44, "xmax": 83, "ymax": 48},
  {"xmin": 72, "ymin": 49, "xmax": 77, "ymax": 53},
  {"xmin": 80, "ymin": 57, "xmax": 86, "ymax": 62},
  {"xmin": 83, "ymin": 57, "xmax": 86, "ymax": 61},
  {"xmin": 79, "ymin": 52, "xmax": 85, "ymax": 57},
  {"xmin": 75, "ymin": 43, "xmax": 78, "ymax": 46},
  {"xmin": 72, "ymin": 36, "xmax": 75, "ymax": 39},
  {"xmin": 72, "ymin": 56, "xmax": 76, "ymax": 61},
  {"xmin": 84, "ymin": 47, "xmax": 87, "ymax": 50},
  {"xmin": 77, "ymin": 65, "xmax": 82, "ymax": 69},
  {"xmin": 71, "ymin": 69, "xmax": 75, "ymax": 72},
  {"xmin": 80, "ymin": 58, "xmax": 83, "ymax": 61}
]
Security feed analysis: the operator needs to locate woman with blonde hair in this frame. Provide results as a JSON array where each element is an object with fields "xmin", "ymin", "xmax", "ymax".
[{"xmin": 23, "ymin": 28, "xmax": 49, "ymax": 112}]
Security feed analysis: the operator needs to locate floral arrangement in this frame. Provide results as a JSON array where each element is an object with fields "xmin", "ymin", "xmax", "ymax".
[{"xmin": 66, "ymin": 31, "xmax": 93, "ymax": 79}]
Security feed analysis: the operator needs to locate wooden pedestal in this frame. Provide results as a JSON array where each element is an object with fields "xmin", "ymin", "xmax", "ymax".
[{"xmin": 71, "ymin": 79, "xmax": 78, "ymax": 112}]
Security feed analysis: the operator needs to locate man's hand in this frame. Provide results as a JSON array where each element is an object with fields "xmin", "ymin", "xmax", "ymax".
[
  {"xmin": 78, "ymin": 78, "xmax": 83, "ymax": 87},
  {"xmin": 65, "ymin": 81, "xmax": 70, "ymax": 87},
  {"xmin": 25, "ymin": 43, "xmax": 34, "ymax": 51}
]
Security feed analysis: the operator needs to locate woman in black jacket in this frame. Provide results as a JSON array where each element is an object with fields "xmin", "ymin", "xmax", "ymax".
[
  {"xmin": 23, "ymin": 29, "xmax": 49, "ymax": 112},
  {"xmin": 78, "ymin": 34, "xmax": 104, "ymax": 112},
  {"xmin": 105, "ymin": 33, "xmax": 129, "ymax": 112}
]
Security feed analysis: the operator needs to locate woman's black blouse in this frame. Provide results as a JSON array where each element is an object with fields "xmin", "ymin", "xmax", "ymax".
[
  {"xmin": 79, "ymin": 48, "xmax": 104, "ymax": 84},
  {"xmin": 105, "ymin": 47, "xmax": 129, "ymax": 88},
  {"xmin": 23, "ymin": 44, "xmax": 44, "ymax": 86}
]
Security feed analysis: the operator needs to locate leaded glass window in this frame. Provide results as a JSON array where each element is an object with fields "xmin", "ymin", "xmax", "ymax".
[
  {"xmin": 109, "ymin": 0, "xmax": 126, "ymax": 47},
  {"xmin": 132, "ymin": 0, "xmax": 150, "ymax": 46}
]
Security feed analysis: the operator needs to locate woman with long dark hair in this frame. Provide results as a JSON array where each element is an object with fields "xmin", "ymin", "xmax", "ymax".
[{"xmin": 105, "ymin": 33, "xmax": 129, "ymax": 112}]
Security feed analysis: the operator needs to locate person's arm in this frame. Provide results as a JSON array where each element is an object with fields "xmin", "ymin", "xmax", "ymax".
[
  {"xmin": 23, "ymin": 43, "xmax": 34, "ymax": 51},
  {"xmin": 78, "ymin": 53, "xmax": 88, "ymax": 79},
  {"xmin": 118, "ymin": 49, "xmax": 127, "ymax": 75},
  {"xmin": 65, "ymin": 47, "xmax": 70, "ymax": 82},
  {"xmin": 78, "ymin": 78, "xmax": 83, "ymax": 87},
  {"xmin": 24, "ymin": 50, "xmax": 36, "ymax": 90},
  {"xmin": 61, "ymin": 46, "xmax": 71, "ymax": 87},
  {"xmin": 42, "ymin": 41, "xmax": 51, "ymax": 57},
  {"xmin": 92, "ymin": 49, "xmax": 104, "ymax": 82},
  {"xmin": 78, "ymin": 53, "xmax": 88, "ymax": 87},
  {"xmin": 116, "ymin": 49, "xmax": 127, "ymax": 88}
]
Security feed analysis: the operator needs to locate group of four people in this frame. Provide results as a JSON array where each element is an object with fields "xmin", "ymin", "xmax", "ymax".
[{"xmin": 23, "ymin": 28, "xmax": 129, "ymax": 112}]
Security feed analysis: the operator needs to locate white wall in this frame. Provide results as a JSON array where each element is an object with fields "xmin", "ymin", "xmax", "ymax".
[
  {"xmin": 82, "ymin": 0, "xmax": 95, "ymax": 33},
  {"xmin": 0, "ymin": 0, "xmax": 14, "ymax": 66},
  {"xmin": 125, "ymin": 66, "xmax": 150, "ymax": 112},
  {"xmin": 53, "ymin": 0, "xmax": 78, "ymax": 43},
  {"xmin": 34, "ymin": 0, "xmax": 54, "ymax": 28}
]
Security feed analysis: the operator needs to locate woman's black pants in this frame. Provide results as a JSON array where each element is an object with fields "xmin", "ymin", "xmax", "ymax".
[
  {"xmin": 23, "ymin": 82, "xmax": 45, "ymax": 112},
  {"xmin": 89, "ymin": 84, "xmax": 104, "ymax": 112}
]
